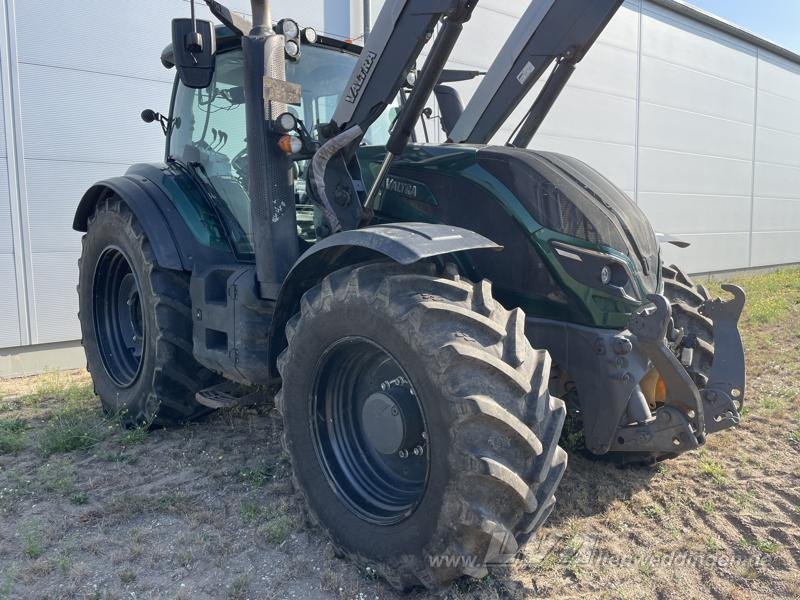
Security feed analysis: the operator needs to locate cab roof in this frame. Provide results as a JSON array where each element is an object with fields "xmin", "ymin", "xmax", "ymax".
[{"xmin": 160, "ymin": 25, "xmax": 362, "ymax": 69}]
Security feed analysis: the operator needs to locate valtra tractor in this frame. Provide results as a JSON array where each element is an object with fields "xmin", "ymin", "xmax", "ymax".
[{"xmin": 74, "ymin": 0, "xmax": 746, "ymax": 589}]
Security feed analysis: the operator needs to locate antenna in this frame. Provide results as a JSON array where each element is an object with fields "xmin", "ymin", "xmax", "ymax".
[{"xmin": 186, "ymin": 0, "xmax": 203, "ymax": 53}]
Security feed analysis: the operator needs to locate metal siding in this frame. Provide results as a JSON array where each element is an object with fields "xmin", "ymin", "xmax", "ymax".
[
  {"xmin": 750, "ymin": 52, "xmax": 800, "ymax": 267},
  {"xmin": 18, "ymin": 64, "xmax": 170, "ymax": 164},
  {"xmin": 0, "ymin": 253, "xmax": 21, "ymax": 348},
  {"xmin": 0, "ymin": 158, "xmax": 11, "ymax": 253},
  {"xmin": 25, "ymin": 160, "xmax": 122, "ymax": 253},
  {"xmin": 660, "ymin": 232, "xmax": 751, "ymax": 273},
  {"xmin": 636, "ymin": 2, "xmax": 756, "ymax": 272},
  {"xmin": 29, "ymin": 251, "xmax": 80, "ymax": 344}
]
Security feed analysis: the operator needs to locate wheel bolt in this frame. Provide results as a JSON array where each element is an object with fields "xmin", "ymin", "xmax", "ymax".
[
  {"xmin": 412, "ymin": 445, "xmax": 424, "ymax": 457},
  {"xmin": 398, "ymin": 450, "xmax": 409, "ymax": 459}
]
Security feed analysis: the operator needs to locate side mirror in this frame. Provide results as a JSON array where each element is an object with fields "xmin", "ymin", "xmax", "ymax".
[{"xmin": 171, "ymin": 18, "xmax": 216, "ymax": 89}]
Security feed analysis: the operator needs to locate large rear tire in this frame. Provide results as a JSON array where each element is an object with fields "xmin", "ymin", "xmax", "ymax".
[
  {"xmin": 276, "ymin": 261, "xmax": 567, "ymax": 591},
  {"xmin": 78, "ymin": 196, "xmax": 219, "ymax": 427}
]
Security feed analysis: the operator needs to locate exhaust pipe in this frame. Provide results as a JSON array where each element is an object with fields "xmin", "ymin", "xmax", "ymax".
[
  {"xmin": 251, "ymin": 0, "xmax": 271, "ymax": 30},
  {"xmin": 244, "ymin": 0, "xmax": 298, "ymax": 298}
]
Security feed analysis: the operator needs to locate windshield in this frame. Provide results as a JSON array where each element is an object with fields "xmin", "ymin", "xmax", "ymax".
[{"xmin": 168, "ymin": 45, "xmax": 400, "ymax": 254}]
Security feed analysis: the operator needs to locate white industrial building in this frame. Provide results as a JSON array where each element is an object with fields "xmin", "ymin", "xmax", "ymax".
[{"xmin": 1, "ymin": 0, "xmax": 799, "ymax": 375}]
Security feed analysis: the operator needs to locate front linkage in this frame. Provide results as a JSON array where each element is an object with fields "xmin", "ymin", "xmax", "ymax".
[
  {"xmin": 623, "ymin": 285, "xmax": 746, "ymax": 454},
  {"xmin": 526, "ymin": 284, "xmax": 745, "ymax": 459}
]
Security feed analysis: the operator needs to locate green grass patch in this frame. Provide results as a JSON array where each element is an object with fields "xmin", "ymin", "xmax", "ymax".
[
  {"xmin": 700, "ymin": 499, "xmax": 716, "ymax": 514},
  {"xmin": 704, "ymin": 268, "xmax": 800, "ymax": 325},
  {"xmin": 36, "ymin": 404, "xmax": 111, "ymax": 456},
  {"xmin": 37, "ymin": 408, "xmax": 104, "ymax": 456},
  {"xmin": 739, "ymin": 537, "xmax": 781, "ymax": 554},
  {"xmin": 37, "ymin": 459, "xmax": 75, "ymax": 494},
  {"xmin": 0, "ymin": 418, "xmax": 28, "ymax": 453},
  {"xmin": 0, "ymin": 430, "xmax": 27, "ymax": 454},
  {"xmin": 240, "ymin": 501, "xmax": 296, "ymax": 545},
  {"xmin": 0, "ymin": 418, "xmax": 26, "ymax": 432},
  {"xmin": 643, "ymin": 504, "xmax": 664, "ymax": 520},
  {"xmin": 261, "ymin": 513, "xmax": 294, "ymax": 545},
  {"xmin": 698, "ymin": 454, "xmax": 728, "ymax": 485},
  {"xmin": 760, "ymin": 397, "xmax": 789, "ymax": 412},
  {"xmin": 239, "ymin": 467, "xmax": 270, "ymax": 488},
  {"xmin": 18, "ymin": 521, "xmax": 44, "ymax": 559},
  {"xmin": 18, "ymin": 372, "xmax": 94, "ymax": 406},
  {"xmin": 120, "ymin": 426, "xmax": 148, "ymax": 446},
  {"xmin": 789, "ymin": 429, "xmax": 800, "ymax": 444},
  {"xmin": 70, "ymin": 492, "xmax": 89, "ymax": 506},
  {"xmin": 119, "ymin": 569, "xmax": 136, "ymax": 584}
]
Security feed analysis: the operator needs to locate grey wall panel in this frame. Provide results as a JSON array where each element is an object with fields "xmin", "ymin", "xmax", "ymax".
[
  {"xmin": 638, "ymin": 148, "xmax": 752, "ymax": 196},
  {"xmin": 210, "ymin": 0, "xmax": 325, "ymax": 26},
  {"xmin": 757, "ymin": 52, "xmax": 800, "ymax": 101},
  {"xmin": 0, "ymin": 159, "xmax": 12, "ymax": 253},
  {"xmin": 18, "ymin": 63, "xmax": 171, "ymax": 164},
  {"xmin": 757, "ymin": 89, "xmax": 800, "ymax": 136},
  {"xmin": 639, "ymin": 57, "xmax": 755, "ymax": 124},
  {"xmin": 755, "ymin": 126, "xmax": 800, "ymax": 167},
  {"xmin": 29, "ymin": 251, "xmax": 80, "ymax": 344},
  {"xmin": 750, "ymin": 52, "xmax": 800, "ymax": 267},
  {"xmin": 752, "ymin": 197, "xmax": 800, "ymax": 232},
  {"xmin": 449, "ymin": 7, "xmax": 519, "ymax": 71},
  {"xmin": 15, "ymin": 1, "xmax": 326, "ymax": 83},
  {"xmin": 753, "ymin": 162, "xmax": 800, "ymax": 200},
  {"xmin": 638, "ymin": 192, "xmax": 751, "ymax": 235},
  {"xmin": 25, "ymin": 160, "xmax": 125, "ymax": 253},
  {"xmin": 660, "ymin": 232, "xmax": 750, "ymax": 273},
  {"xmin": 638, "ymin": 103, "xmax": 754, "ymax": 161},
  {"xmin": 751, "ymin": 232, "xmax": 800, "ymax": 267},
  {"xmin": 15, "ymin": 0, "xmax": 187, "ymax": 83},
  {"xmin": 641, "ymin": 3, "xmax": 756, "ymax": 86},
  {"xmin": 0, "ymin": 254, "xmax": 21, "ymax": 348},
  {"xmin": 636, "ymin": 3, "xmax": 757, "ymax": 273},
  {"xmin": 0, "ymin": 54, "xmax": 6, "ymax": 158}
]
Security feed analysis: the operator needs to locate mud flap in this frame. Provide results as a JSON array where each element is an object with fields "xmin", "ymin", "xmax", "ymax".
[{"xmin": 699, "ymin": 284, "xmax": 746, "ymax": 434}]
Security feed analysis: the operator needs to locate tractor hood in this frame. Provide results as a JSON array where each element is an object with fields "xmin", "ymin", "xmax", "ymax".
[
  {"xmin": 362, "ymin": 144, "xmax": 660, "ymax": 297},
  {"xmin": 475, "ymin": 146, "xmax": 660, "ymax": 293}
]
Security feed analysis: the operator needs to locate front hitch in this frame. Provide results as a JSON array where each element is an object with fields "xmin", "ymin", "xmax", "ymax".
[
  {"xmin": 699, "ymin": 284, "xmax": 746, "ymax": 433},
  {"xmin": 614, "ymin": 294, "xmax": 706, "ymax": 454}
]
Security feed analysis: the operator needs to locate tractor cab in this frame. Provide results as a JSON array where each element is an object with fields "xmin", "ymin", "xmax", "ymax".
[{"xmin": 161, "ymin": 26, "xmax": 402, "ymax": 255}]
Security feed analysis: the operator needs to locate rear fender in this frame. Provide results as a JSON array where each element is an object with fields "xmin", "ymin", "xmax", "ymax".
[
  {"xmin": 267, "ymin": 223, "xmax": 501, "ymax": 374},
  {"xmin": 74, "ymin": 166, "xmax": 236, "ymax": 271}
]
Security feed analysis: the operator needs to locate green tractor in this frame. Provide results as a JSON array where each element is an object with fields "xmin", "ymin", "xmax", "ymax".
[{"xmin": 73, "ymin": 0, "xmax": 745, "ymax": 590}]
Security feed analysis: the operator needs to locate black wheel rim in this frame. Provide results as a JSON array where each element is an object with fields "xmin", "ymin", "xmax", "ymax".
[
  {"xmin": 93, "ymin": 247, "xmax": 145, "ymax": 387},
  {"xmin": 311, "ymin": 337, "xmax": 430, "ymax": 526}
]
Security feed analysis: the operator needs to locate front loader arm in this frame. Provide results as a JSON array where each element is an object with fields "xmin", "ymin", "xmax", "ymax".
[
  {"xmin": 310, "ymin": 0, "xmax": 478, "ymax": 234},
  {"xmin": 449, "ymin": 0, "xmax": 622, "ymax": 146}
]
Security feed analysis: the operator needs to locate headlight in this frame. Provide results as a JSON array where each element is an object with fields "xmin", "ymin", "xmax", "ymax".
[
  {"xmin": 277, "ymin": 18, "xmax": 300, "ymax": 39},
  {"xmin": 302, "ymin": 27, "xmax": 318, "ymax": 44},
  {"xmin": 551, "ymin": 241, "xmax": 637, "ymax": 302},
  {"xmin": 276, "ymin": 112, "xmax": 298, "ymax": 133},
  {"xmin": 284, "ymin": 39, "xmax": 300, "ymax": 60}
]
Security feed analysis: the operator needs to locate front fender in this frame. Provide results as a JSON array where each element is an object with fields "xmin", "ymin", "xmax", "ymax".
[{"xmin": 267, "ymin": 223, "xmax": 501, "ymax": 374}]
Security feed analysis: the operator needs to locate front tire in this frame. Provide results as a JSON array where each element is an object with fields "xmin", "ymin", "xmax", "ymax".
[
  {"xmin": 276, "ymin": 261, "xmax": 566, "ymax": 590},
  {"xmin": 78, "ymin": 196, "xmax": 219, "ymax": 427}
]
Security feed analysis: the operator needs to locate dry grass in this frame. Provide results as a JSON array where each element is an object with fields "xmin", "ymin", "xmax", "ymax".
[{"xmin": 0, "ymin": 267, "xmax": 798, "ymax": 599}]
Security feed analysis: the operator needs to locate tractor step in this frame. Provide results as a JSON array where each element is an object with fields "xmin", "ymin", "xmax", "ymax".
[{"xmin": 195, "ymin": 381, "xmax": 269, "ymax": 409}]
